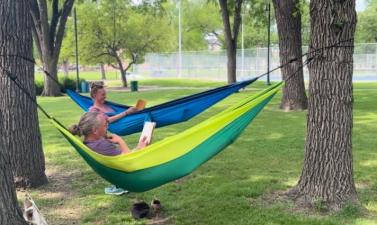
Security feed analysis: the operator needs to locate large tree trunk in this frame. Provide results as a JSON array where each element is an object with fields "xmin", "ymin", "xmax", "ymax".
[
  {"xmin": 289, "ymin": 0, "xmax": 358, "ymax": 212},
  {"xmin": 0, "ymin": 152, "xmax": 27, "ymax": 225},
  {"xmin": 272, "ymin": 0, "xmax": 308, "ymax": 111},
  {"xmin": 219, "ymin": 0, "xmax": 242, "ymax": 84},
  {"xmin": 41, "ymin": 58, "xmax": 61, "ymax": 96},
  {"xmin": 0, "ymin": 0, "xmax": 48, "ymax": 188},
  {"xmin": 226, "ymin": 43, "xmax": 237, "ymax": 84}
]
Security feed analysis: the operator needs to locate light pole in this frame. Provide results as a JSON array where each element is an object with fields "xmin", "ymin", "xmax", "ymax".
[
  {"xmin": 241, "ymin": 2, "xmax": 244, "ymax": 78},
  {"xmin": 266, "ymin": 1, "xmax": 271, "ymax": 85},
  {"xmin": 178, "ymin": 0, "xmax": 182, "ymax": 78},
  {"xmin": 73, "ymin": 7, "xmax": 80, "ymax": 92}
]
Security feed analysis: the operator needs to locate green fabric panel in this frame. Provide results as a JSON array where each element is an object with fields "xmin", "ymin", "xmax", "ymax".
[{"xmin": 61, "ymin": 94, "xmax": 275, "ymax": 192}]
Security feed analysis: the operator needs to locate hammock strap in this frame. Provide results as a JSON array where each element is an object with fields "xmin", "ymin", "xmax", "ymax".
[
  {"xmin": 0, "ymin": 64, "xmax": 52, "ymax": 119},
  {"xmin": 144, "ymin": 113, "xmax": 153, "ymax": 122}
]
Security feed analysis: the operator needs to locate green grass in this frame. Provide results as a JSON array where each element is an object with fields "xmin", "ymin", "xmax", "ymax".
[
  {"xmin": 354, "ymin": 82, "xmax": 377, "ymax": 89},
  {"xmin": 35, "ymin": 70, "xmax": 275, "ymax": 89},
  {"xmin": 136, "ymin": 79, "xmax": 277, "ymax": 89},
  {"xmin": 27, "ymin": 81, "xmax": 377, "ymax": 225},
  {"xmin": 35, "ymin": 71, "xmax": 121, "ymax": 81}
]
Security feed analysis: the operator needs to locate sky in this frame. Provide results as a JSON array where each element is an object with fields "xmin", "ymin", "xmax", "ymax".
[{"xmin": 356, "ymin": 0, "xmax": 367, "ymax": 11}]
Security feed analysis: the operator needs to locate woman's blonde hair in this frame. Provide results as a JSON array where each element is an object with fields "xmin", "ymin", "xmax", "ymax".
[
  {"xmin": 90, "ymin": 83, "xmax": 104, "ymax": 98},
  {"xmin": 69, "ymin": 111, "xmax": 102, "ymax": 137}
]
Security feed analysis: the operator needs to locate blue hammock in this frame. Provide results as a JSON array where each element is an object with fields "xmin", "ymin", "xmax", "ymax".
[{"xmin": 66, "ymin": 78, "xmax": 257, "ymax": 135}]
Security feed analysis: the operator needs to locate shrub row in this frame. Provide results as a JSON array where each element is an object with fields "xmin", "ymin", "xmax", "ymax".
[{"xmin": 35, "ymin": 77, "xmax": 86, "ymax": 95}]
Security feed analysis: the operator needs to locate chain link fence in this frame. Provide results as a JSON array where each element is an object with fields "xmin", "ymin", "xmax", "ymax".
[{"xmin": 133, "ymin": 43, "xmax": 377, "ymax": 82}]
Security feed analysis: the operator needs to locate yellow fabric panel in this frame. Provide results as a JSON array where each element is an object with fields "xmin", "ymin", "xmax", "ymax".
[{"xmin": 52, "ymin": 83, "xmax": 282, "ymax": 172}]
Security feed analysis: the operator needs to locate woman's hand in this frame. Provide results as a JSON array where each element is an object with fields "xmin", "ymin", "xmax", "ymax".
[
  {"xmin": 125, "ymin": 107, "xmax": 138, "ymax": 115},
  {"xmin": 137, "ymin": 136, "xmax": 149, "ymax": 149},
  {"xmin": 107, "ymin": 134, "xmax": 123, "ymax": 144}
]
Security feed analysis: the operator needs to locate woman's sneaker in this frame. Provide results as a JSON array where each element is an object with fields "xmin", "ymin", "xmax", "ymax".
[{"xmin": 104, "ymin": 186, "xmax": 129, "ymax": 195}]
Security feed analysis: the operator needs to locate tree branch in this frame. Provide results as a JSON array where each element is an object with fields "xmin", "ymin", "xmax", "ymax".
[
  {"xmin": 124, "ymin": 53, "xmax": 137, "ymax": 72},
  {"xmin": 29, "ymin": 0, "xmax": 41, "ymax": 23},
  {"xmin": 31, "ymin": 26, "xmax": 42, "ymax": 60},
  {"xmin": 52, "ymin": 0, "xmax": 75, "ymax": 62},
  {"xmin": 109, "ymin": 63, "xmax": 120, "ymax": 70},
  {"xmin": 49, "ymin": 0, "xmax": 61, "ymax": 44},
  {"xmin": 38, "ymin": 0, "xmax": 53, "ymax": 54},
  {"xmin": 29, "ymin": 0, "xmax": 43, "ymax": 59},
  {"xmin": 232, "ymin": 0, "xmax": 243, "ymax": 42},
  {"xmin": 95, "ymin": 50, "xmax": 117, "ymax": 59},
  {"xmin": 219, "ymin": 0, "xmax": 233, "ymax": 48}
]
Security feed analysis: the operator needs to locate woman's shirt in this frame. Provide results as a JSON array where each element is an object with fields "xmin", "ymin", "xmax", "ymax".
[{"xmin": 84, "ymin": 138, "xmax": 122, "ymax": 156}]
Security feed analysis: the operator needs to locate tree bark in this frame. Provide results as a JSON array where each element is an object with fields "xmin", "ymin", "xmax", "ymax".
[
  {"xmin": 30, "ymin": 0, "xmax": 75, "ymax": 96},
  {"xmin": 100, "ymin": 63, "xmax": 106, "ymax": 80},
  {"xmin": 0, "ymin": 0, "xmax": 48, "ymax": 188},
  {"xmin": 115, "ymin": 55, "xmax": 128, "ymax": 88},
  {"xmin": 272, "ymin": 0, "xmax": 308, "ymax": 111},
  {"xmin": 226, "ymin": 43, "xmax": 237, "ymax": 84},
  {"xmin": 219, "ymin": 0, "xmax": 242, "ymax": 84},
  {"xmin": 41, "ymin": 58, "xmax": 61, "ymax": 96},
  {"xmin": 0, "ymin": 151, "xmax": 27, "ymax": 225},
  {"xmin": 289, "ymin": 0, "xmax": 358, "ymax": 212}
]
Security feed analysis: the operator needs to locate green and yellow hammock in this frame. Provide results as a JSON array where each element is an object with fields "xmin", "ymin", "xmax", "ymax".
[{"xmin": 51, "ymin": 82, "xmax": 283, "ymax": 192}]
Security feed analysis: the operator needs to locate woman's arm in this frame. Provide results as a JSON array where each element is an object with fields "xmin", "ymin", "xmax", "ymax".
[
  {"xmin": 108, "ymin": 134, "xmax": 131, "ymax": 154},
  {"xmin": 108, "ymin": 107, "xmax": 138, "ymax": 123}
]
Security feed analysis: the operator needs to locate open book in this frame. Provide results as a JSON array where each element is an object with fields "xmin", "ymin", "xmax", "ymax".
[{"xmin": 139, "ymin": 121, "xmax": 156, "ymax": 145}]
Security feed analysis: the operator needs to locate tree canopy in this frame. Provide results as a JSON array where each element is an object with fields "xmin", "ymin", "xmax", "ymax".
[{"xmin": 356, "ymin": 0, "xmax": 377, "ymax": 42}]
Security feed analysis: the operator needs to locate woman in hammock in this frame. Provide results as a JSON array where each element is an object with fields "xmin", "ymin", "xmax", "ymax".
[
  {"xmin": 69, "ymin": 111, "xmax": 148, "ymax": 194},
  {"xmin": 90, "ymin": 83, "xmax": 139, "ymax": 123}
]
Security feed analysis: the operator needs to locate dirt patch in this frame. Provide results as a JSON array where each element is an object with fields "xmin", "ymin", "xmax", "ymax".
[
  {"xmin": 249, "ymin": 190, "xmax": 330, "ymax": 218},
  {"xmin": 17, "ymin": 166, "xmax": 84, "ymax": 225},
  {"xmin": 249, "ymin": 188, "xmax": 370, "ymax": 219},
  {"xmin": 147, "ymin": 216, "xmax": 174, "ymax": 225}
]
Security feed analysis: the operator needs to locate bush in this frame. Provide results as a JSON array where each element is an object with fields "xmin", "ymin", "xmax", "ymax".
[
  {"xmin": 34, "ymin": 79, "xmax": 44, "ymax": 96},
  {"xmin": 34, "ymin": 77, "xmax": 86, "ymax": 95},
  {"xmin": 59, "ymin": 77, "xmax": 80, "ymax": 93}
]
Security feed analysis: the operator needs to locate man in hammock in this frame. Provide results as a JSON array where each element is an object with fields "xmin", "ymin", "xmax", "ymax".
[
  {"xmin": 69, "ymin": 111, "xmax": 149, "ymax": 195},
  {"xmin": 89, "ymin": 83, "xmax": 139, "ymax": 123}
]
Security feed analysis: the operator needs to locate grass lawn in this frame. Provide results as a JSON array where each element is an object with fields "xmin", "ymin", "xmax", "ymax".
[
  {"xmin": 35, "ymin": 71, "xmax": 122, "ymax": 81},
  {"xmin": 22, "ymin": 81, "xmax": 377, "ymax": 225}
]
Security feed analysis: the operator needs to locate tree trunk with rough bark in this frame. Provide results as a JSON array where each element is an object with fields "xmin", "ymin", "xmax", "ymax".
[
  {"xmin": 219, "ymin": 0, "xmax": 242, "ymax": 84},
  {"xmin": 0, "ymin": 0, "xmax": 48, "ymax": 188},
  {"xmin": 226, "ymin": 43, "xmax": 237, "ymax": 84},
  {"xmin": 272, "ymin": 0, "xmax": 308, "ymax": 111},
  {"xmin": 0, "ymin": 152, "xmax": 27, "ymax": 225},
  {"xmin": 41, "ymin": 58, "xmax": 61, "ymax": 96},
  {"xmin": 288, "ymin": 0, "xmax": 358, "ymax": 212}
]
